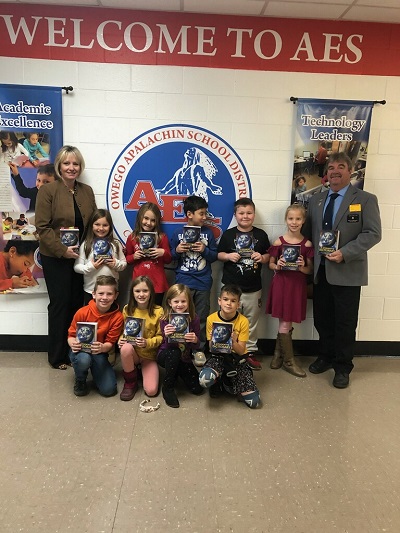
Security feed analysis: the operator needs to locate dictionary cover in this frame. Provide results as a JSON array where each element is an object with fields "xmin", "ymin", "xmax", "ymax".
[
  {"xmin": 76, "ymin": 322, "xmax": 98, "ymax": 354},
  {"xmin": 211, "ymin": 322, "xmax": 233, "ymax": 354},
  {"xmin": 123, "ymin": 316, "xmax": 145, "ymax": 345},
  {"xmin": 318, "ymin": 230, "xmax": 340, "ymax": 256},
  {"xmin": 93, "ymin": 238, "xmax": 113, "ymax": 261},
  {"xmin": 281, "ymin": 244, "xmax": 301, "ymax": 271},
  {"xmin": 139, "ymin": 232, "xmax": 157, "ymax": 254},
  {"xmin": 168, "ymin": 313, "xmax": 190, "ymax": 343},
  {"xmin": 60, "ymin": 227, "xmax": 79, "ymax": 251}
]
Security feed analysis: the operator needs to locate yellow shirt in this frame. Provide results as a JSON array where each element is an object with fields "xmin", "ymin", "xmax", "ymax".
[{"xmin": 121, "ymin": 305, "xmax": 163, "ymax": 360}]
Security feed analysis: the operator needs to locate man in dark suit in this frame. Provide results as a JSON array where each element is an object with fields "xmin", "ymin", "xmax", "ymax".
[{"xmin": 305, "ymin": 152, "xmax": 381, "ymax": 388}]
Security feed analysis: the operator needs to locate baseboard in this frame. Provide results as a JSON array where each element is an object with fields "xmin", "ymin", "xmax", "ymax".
[
  {"xmin": 258, "ymin": 339, "xmax": 400, "ymax": 357},
  {"xmin": 0, "ymin": 336, "xmax": 399, "ymax": 357}
]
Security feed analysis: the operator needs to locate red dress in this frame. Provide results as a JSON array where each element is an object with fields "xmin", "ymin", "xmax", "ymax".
[
  {"xmin": 266, "ymin": 236, "xmax": 314, "ymax": 323},
  {"xmin": 125, "ymin": 233, "xmax": 172, "ymax": 294}
]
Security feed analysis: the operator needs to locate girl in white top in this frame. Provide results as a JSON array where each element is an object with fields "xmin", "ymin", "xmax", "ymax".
[
  {"xmin": 74, "ymin": 208, "xmax": 126, "ymax": 303},
  {"xmin": 0, "ymin": 131, "xmax": 30, "ymax": 164}
]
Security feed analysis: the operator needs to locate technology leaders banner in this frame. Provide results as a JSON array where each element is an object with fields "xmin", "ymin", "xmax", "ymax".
[
  {"xmin": 291, "ymin": 98, "xmax": 373, "ymax": 206},
  {"xmin": 0, "ymin": 83, "xmax": 63, "ymax": 294}
]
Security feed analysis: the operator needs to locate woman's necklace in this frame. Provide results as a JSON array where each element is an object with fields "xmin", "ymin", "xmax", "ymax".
[{"xmin": 64, "ymin": 181, "xmax": 77, "ymax": 195}]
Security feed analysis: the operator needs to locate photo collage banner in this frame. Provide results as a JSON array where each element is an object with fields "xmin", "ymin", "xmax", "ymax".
[
  {"xmin": 291, "ymin": 98, "xmax": 374, "ymax": 207},
  {"xmin": 0, "ymin": 83, "xmax": 63, "ymax": 294}
]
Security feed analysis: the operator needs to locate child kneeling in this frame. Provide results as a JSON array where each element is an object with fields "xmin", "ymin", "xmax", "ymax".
[
  {"xmin": 198, "ymin": 284, "xmax": 261, "ymax": 409},
  {"xmin": 67, "ymin": 275, "xmax": 123, "ymax": 397}
]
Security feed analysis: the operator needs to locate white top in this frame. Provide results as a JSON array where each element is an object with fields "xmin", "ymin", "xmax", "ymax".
[
  {"xmin": 74, "ymin": 240, "xmax": 127, "ymax": 293},
  {"xmin": 0, "ymin": 143, "xmax": 30, "ymax": 164}
]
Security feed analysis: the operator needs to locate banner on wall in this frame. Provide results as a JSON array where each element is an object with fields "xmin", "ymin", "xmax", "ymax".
[
  {"xmin": 291, "ymin": 98, "xmax": 373, "ymax": 207},
  {"xmin": 0, "ymin": 5, "xmax": 400, "ymax": 77},
  {"xmin": 106, "ymin": 124, "xmax": 251, "ymax": 247},
  {"xmin": 0, "ymin": 83, "xmax": 63, "ymax": 294}
]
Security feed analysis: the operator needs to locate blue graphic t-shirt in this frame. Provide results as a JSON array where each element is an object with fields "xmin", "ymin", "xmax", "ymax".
[{"xmin": 170, "ymin": 225, "xmax": 218, "ymax": 291}]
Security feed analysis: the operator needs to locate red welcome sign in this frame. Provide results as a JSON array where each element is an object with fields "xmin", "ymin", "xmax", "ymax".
[{"xmin": 0, "ymin": 4, "xmax": 399, "ymax": 76}]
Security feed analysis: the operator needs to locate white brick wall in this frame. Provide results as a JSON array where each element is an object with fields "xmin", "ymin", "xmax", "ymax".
[{"xmin": 1, "ymin": 56, "xmax": 399, "ymax": 342}]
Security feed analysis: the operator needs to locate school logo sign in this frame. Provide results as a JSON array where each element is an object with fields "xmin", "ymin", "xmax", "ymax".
[{"xmin": 106, "ymin": 124, "xmax": 251, "ymax": 243}]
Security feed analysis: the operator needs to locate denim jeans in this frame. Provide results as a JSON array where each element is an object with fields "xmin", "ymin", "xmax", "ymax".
[{"xmin": 68, "ymin": 350, "xmax": 117, "ymax": 396}]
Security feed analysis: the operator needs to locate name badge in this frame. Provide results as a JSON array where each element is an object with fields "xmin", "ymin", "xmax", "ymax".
[
  {"xmin": 349, "ymin": 204, "xmax": 361, "ymax": 212},
  {"xmin": 347, "ymin": 213, "xmax": 360, "ymax": 223}
]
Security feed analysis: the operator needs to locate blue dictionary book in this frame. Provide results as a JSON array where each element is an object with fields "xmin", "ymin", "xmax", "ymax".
[
  {"xmin": 139, "ymin": 232, "xmax": 157, "ymax": 254},
  {"xmin": 168, "ymin": 313, "xmax": 190, "ymax": 343},
  {"xmin": 183, "ymin": 226, "xmax": 201, "ymax": 248},
  {"xmin": 124, "ymin": 316, "xmax": 145, "ymax": 345},
  {"xmin": 318, "ymin": 230, "xmax": 340, "ymax": 256},
  {"xmin": 211, "ymin": 322, "xmax": 233, "ymax": 354},
  {"xmin": 93, "ymin": 238, "xmax": 112, "ymax": 261},
  {"xmin": 235, "ymin": 231, "xmax": 254, "ymax": 258},
  {"xmin": 60, "ymin": 227, "xmax": 79, "ymax": 251},
  {"xmin": 282, "ymin": 244, "xmax": 301, "ymax": 271},
  {"xmin": 76, "ymin": 322, "xmax": 97, "ymax": 353}
]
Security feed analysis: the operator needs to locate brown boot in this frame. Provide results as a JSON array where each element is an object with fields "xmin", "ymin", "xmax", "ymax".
[
  {"xmin": 279, "ymin": 333, "xmax": 306, "ymax": 378},
  {"xmin": 120, "ymin": 369, "xmax": 138, "ymax": 401},
  {"xmin": 270, "ymin": 335, "xmax": 283, "ymax": 369}
]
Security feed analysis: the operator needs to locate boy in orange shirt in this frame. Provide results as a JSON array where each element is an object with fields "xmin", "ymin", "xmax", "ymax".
[{"xmin": 67, "ymin": 275, "xmax": 123, "ymax": 397}]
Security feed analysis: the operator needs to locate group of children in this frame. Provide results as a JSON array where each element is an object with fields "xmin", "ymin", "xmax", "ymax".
[{"xmin": 66, "ymin": 194, "xmax": 314, "ymax": 411}]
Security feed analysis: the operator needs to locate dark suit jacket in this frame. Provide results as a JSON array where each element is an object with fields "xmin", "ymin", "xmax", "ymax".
[{"xmin": 305, "ymin": 184, "xmax": 381, "ymax": 286}]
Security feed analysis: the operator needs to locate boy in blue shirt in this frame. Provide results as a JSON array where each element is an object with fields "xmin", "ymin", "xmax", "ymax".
[{"xmin": 170, "ymin": 195, "xmax": 218, "ymax": 366}]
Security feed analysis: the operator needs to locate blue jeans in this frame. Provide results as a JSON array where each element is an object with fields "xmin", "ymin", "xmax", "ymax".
[{"xmin": 68, "ymin": 350, "xmax": 117, "ymax": 397}]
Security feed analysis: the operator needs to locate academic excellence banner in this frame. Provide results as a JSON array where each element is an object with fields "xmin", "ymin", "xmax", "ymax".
[
  {"xmin": 0, "ymin": 84, "xmax": 63, "ymax": 294},
  {"xmin": 291, "ymin": 98, "xmax": 373, "ymax": 206}
]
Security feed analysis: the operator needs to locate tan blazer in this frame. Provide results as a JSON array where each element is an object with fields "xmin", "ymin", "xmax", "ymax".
[{"xmin": 35, "ymin": 179, "xmax": 97, "ymax": 258}]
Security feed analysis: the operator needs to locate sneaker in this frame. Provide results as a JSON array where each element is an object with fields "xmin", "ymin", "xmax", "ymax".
[
  {"xmin": 246, "ymin": 354, "xmax": 262, "ymax": 371},
  {"xmin": 193, "ymin": 351, "xmax": 206, "ymax": 367},
  {"xmin": 74, "ymin": 379, "xmax": 88, "ymax": 397}
]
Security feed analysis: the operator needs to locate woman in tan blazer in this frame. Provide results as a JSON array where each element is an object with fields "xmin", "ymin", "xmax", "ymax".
[{"xmin": 36, "ymin": 146, "xmax": 97, "ymax": 369}]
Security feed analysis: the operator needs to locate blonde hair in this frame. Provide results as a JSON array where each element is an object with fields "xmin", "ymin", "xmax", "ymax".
[
  {"xmin": 285, "ymin": 203, "xmax": 306, "ymax": 222},
  {"xmin": 54, "ymin": 145, "xmax": 85, "ymax": 179},
  {"xmin": 162, "ymin": 284, "xmax": 196, "ymax": 321}
]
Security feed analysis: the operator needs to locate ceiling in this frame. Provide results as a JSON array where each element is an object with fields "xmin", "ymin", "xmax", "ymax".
[{"xmin": 4, "ymin": 0, "xmax": 400, "ymax": 25}]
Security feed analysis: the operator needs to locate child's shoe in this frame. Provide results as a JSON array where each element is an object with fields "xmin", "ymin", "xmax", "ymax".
[
  {"xmin": 193, "ymin": 351, "xmax": 206, "ymax": 367},
  {"xmin": 74, "ymin": 379, "xmax": 88, "ymax": 397},
  {"xmin": 209, "ymin": 382, "xmax": 223, "ymax": 398},
  {"xmin": 120, "ymin": 369, "xmax": 138, "ymax": 401},
  {"xmin": 162, "ymin": 386, "xmax": 180, "ymax": 408},
  {"xmin": 247, "ymin": 353, "xmax": 262, "ymax": 370},
  {"xmin": 120, "ymin": 382, "xmax": 138, "ymax": 401}
]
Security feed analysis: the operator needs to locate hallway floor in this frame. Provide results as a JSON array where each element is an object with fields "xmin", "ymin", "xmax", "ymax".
[{"xmin": 0, "ymin": 352, "xmax": 399, "ymax": 533}]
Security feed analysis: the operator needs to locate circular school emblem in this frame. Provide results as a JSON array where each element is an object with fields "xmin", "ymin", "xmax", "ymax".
[{"xmin": 106, "ymin": 124, "xmax": 251, "ymax": 244}]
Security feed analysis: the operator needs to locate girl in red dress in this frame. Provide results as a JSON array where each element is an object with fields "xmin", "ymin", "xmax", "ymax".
[
  {"xmin": 266, "ymin": 204, "xmax": 314, "ymax": 377},
  {"xmin": 125, "ymin": 202, "xmax": 172, "ymax": 305}
]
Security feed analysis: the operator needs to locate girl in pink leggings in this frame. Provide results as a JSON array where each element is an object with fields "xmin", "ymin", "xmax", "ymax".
[{"xmin": 118, "ymin": 276, "xmax": 163, "ymax": 401}]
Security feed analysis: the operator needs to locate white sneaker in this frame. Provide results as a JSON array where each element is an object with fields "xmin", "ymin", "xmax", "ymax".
[{"xmin": 193, "ymin": 351, "xmax": 206, "ymax": 367}]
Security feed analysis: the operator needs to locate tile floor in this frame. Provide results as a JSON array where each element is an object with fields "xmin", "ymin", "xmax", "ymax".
[{"xmin": 0, "ymin": 352, "xmax": 399, "ymax": 533}]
